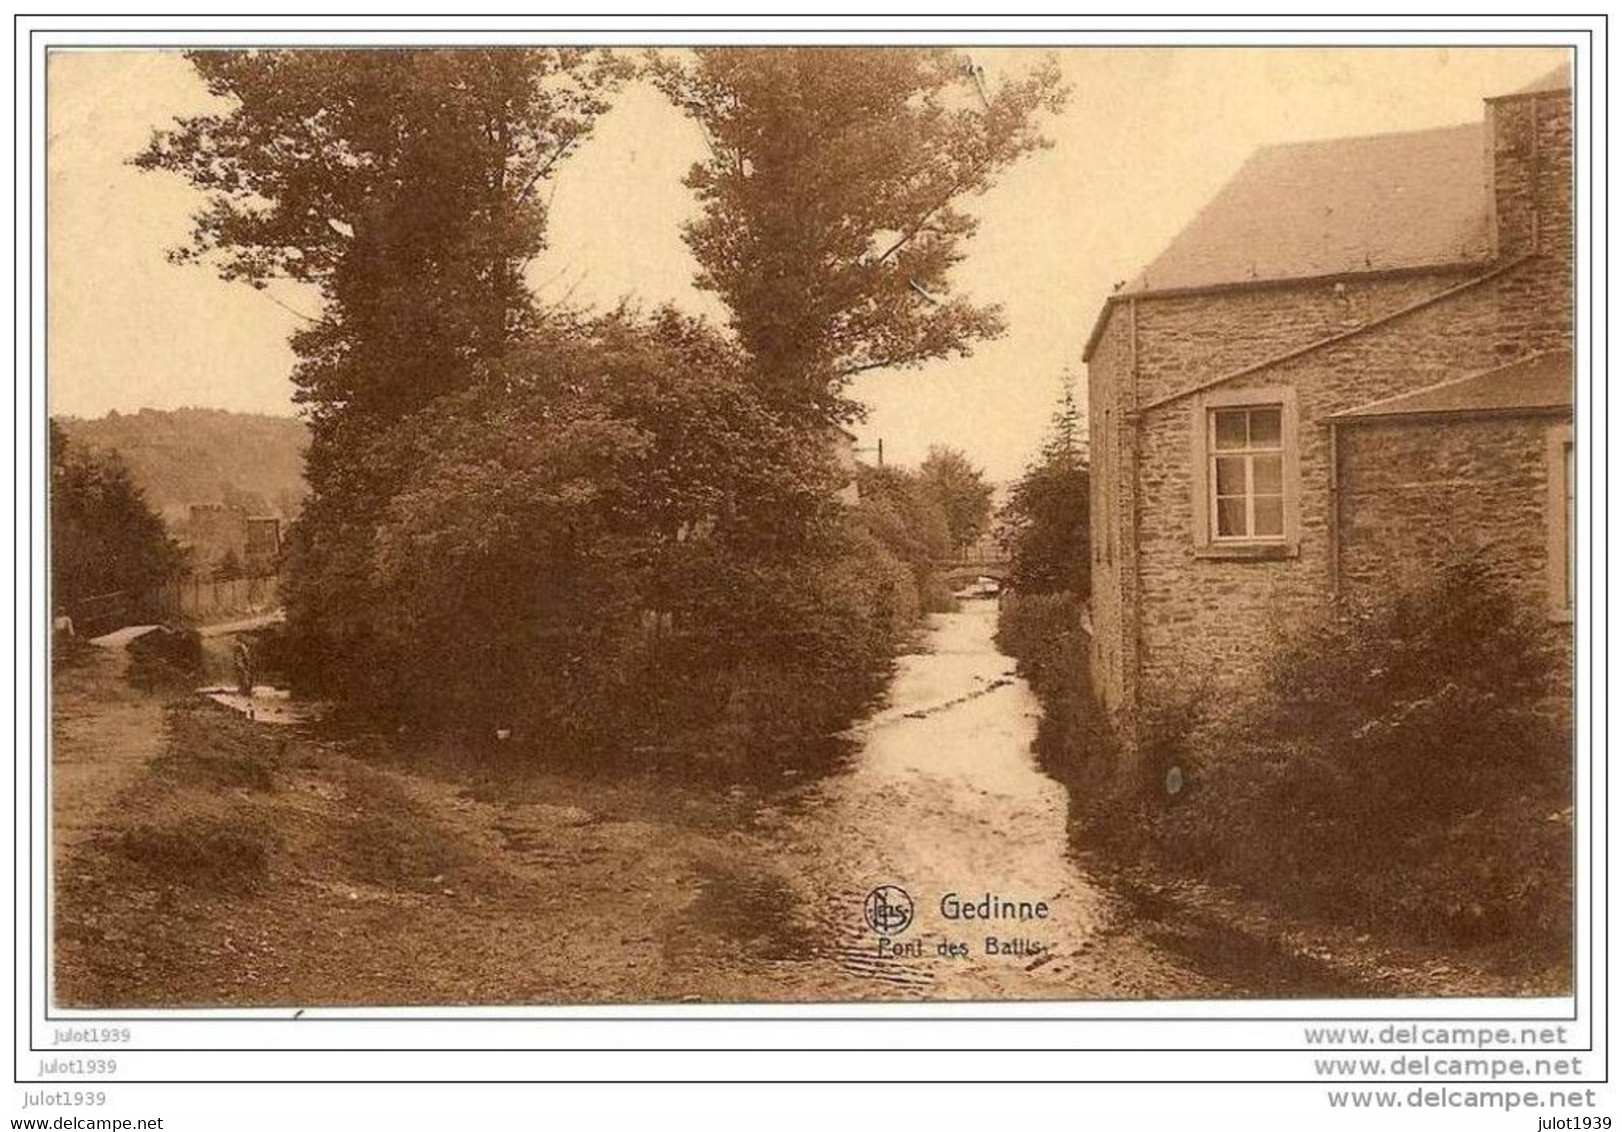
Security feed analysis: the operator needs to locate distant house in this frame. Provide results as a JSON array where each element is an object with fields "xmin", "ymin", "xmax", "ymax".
[
  {"xmin": 243, "ymin": 516, "xmax": 283, "ymax": 574},
  {"xmin": 183, "ymin": 503, "xmax": 281, "ymax": 577},
  {"xmin": 1085, "ymin": 65, "xmax": 1573, "ymax": 752},
  {"xmin": 829, "ymin": 425, "xmax": 861, "ymax": 506}
]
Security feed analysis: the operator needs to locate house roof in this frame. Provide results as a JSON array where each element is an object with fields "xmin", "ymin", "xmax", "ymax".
[
  {"xmin": 1500, "ymin": 62, "xmax": 1573, "ymax": 98},
  {"xmin": 1121, "ymin": 123, "xmax": 1492, "ymax": 296},
  {"xmin": 1330, "ymin": 350, "xmax": 1572, "ymax": 422},
  {"xmin": 1083, "ymin": 65, "xmax": 1573, "ymax": 363}
]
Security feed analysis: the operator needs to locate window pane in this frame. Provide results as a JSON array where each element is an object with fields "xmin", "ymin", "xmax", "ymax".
[
  {"xmin": 1248, "ymin": 407, "xmax": 1282, "ymax": 447},
  {"xmin": 1213, "ymin": 410, "xmax": 1247, "ymax": 450},
  {"xmin": 1216, "ymin": 497, "xmax": 1246, "ymax": 537},
  {"xmin": 1214, "ymin": 455, "xmax": 1246, "ymax": 497},
  {"xmin": 1254, "ymin": 496, "xmax": 1284, "ymax": 537},
  {"xmin": 1252, "ymin": 453, "xmax": 1283, "ymax": 495}
]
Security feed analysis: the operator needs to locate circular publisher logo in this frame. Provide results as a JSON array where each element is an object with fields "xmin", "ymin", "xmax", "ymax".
[{"xmin": 863, "ymin": 885, "xmax": 914, "ymax": 936}]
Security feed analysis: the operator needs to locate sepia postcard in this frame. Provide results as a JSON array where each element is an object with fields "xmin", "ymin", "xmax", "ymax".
[{"xmin": 42, "ymin": 39, "xmax": 1579, "ymax": 1023}]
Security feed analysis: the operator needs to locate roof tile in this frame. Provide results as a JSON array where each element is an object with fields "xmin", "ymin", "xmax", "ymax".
[{"xmin": 1125, "ymin": 123, "xmax": 1491, "ymax": 294}]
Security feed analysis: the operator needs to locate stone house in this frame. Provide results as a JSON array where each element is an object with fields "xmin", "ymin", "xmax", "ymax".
[
  {"xmin": 1084, "ymin": 65, "xmax": 1573, "ymax": 750},
  {"xmin": 184, "ymin": 502, "xmax": 282, "ymax": 577}
]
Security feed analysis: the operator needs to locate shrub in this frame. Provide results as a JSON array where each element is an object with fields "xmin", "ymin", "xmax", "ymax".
[
  {"xmin": 1006, "ymin": 555, "xmax": 1571, "ymax": 963},
  {"xmin": 116, "ymin": 815, "xmax": 274, "ymax": 893},
  {"xmin": 1262, "ymin": 555, "xmax": 1563, "ymax": 801},
  {"xmin": 997, "ymin": 591, "xmax": 1157, "ymax": 861},
  {"xmin": 294, "ymin": 308, "xmax": 920, "ymax": 767},
  {"xmin": 852, "ymin": 462, "xmax": 954, "ymax": 612},
  {"xmin": 125, "ymin": 626, "xmax": 204, "ymax": 690},
  {"xmin": 917, "ymin": 575, "xmax": 960, "ymax": 615},
  {"xmin": 658, "ymin": 520, "xmax": 918, "ymax": 765},
  {"xmin": 995, "ymin": 592, "xmax": 1082, "ymax": 696},
  {"xmin": 996, "ymin": 591, "xmax": 1110, "ymax": 770},
  {"xmin": 1134, "ymin": 679, "xmax": 1208, "ymax": 805},
  {"xmin": 1162, "ymin": 555, "xmax": 1570, "ymax": 949}
]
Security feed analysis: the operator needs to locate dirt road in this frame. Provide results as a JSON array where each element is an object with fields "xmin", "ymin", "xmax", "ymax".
[{"xmin": 50, "ymin": 647, "xmax": 168, "ymax": 863}]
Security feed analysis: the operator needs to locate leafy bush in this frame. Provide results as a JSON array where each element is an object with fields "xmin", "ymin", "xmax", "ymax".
[
  {"xmin": 1006, "ymin": 556, "xmax": 1571, "ymax": 963},
  {"xmin": 997, "ymin": 591, "xmax": 1163, "ymax": 866},
  {"xmin": 852, "ymin": 462, "xmax": 953, "ymax": 612},
  {"xmin": 1165, "ymin": 555, "xmax": 1571, "ymax": 946},
  {"xmin": 995, "ymin": 592, "xmax": 1082, "ymax": 696},
  {"xmin": 289, "ymin": 308, "xmax": 918, "ymax": 766},
  {"xmin": 996, "ymin": 591, "xmax": 1109, "ymax": 770},
  {"xmin": 917, "ymin": 575, "xmax": 960, "ymax": 615},
  {"xmin": 125, "ymin": 626, "xmax": 203, "ymax": 690},
  {"xmin": 648, "ymin": 520, "xmax": 918, "ymax": 766}
]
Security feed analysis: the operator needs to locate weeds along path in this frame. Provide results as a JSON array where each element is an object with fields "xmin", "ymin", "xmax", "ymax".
[{"xmin": 52, "ymin": 662, "xmax": 783, "ymax": 1007}]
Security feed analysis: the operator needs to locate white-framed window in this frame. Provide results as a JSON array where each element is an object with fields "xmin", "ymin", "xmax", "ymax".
[
  {"xmin": 1209, "ymin": 405, "xmax": 1285, "ymax": 540},
  {"xmin": 1547, "ymin": 423, "xmax": 1574, "ymax": 620},
  {"xmin": 1190, "ymin": 386, "xmax": 1300, "ymax": 558}
]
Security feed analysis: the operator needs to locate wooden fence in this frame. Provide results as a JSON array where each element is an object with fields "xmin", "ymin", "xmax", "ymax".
[
  {"xmin": 66, "ymin": 574, "xmax": 282, "ymax": 638},
  {"xmin": 151, "ymin": 573, "xmax": 282, "ymax": 622}
]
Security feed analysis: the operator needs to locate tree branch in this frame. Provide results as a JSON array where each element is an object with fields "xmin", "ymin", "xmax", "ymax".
[
  {"xmin": 262, "ymin": 288, "xmax": 323, "ymax": 324},
  {"xmin": 867, "ymin": 151, "xmax": 990, "ymax": 269},
  {"xmin": 838, "ymin": 354, "xmax": 918, "ymax": 378},
  {"xmin": 515, "ymin": 133, "xmax": 578, "ymax": 202}
]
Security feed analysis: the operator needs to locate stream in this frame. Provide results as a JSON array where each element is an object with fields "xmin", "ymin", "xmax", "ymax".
[{"xmin": 674, "ymin": 601, "xmax": 1223, "ymax": 1001}]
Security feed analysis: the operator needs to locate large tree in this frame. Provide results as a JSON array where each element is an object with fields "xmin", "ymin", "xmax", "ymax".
[
  {"xmin": 138, "ymin": 50, "xmax": 628, "ymax": 436},
  {"xmin": 50, "ymin": 420, "xmax": 184, "ymax": 614},
  {"xmin": 918, "ymin": 445, "xmax": 995, "ymax": 555},
  {"xmin": 651, "ymin": 48, "xmax": 1066, "ymax": 424},
  {"xmin": 137, "ymin": 49, "xmax": 629, "ymax": 686},
  {"xmin": 853, "ymin": 463, "xmax": 952, "ymax": 575}
]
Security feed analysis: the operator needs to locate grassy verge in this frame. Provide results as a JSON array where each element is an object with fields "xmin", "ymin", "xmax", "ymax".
[{"xmin": 50, "ymin": 671, "xmax": 807, "ymax": 1008}]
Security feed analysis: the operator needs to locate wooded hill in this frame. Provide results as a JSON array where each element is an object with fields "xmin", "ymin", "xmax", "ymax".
[{"xmin": 54, "ymin": 408, "xmax": 309, "ymax": 522}]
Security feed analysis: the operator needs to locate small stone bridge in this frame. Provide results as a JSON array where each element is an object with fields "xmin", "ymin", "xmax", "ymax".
[{"xmin": 934, "ymin": 556, "xmax": 1011, "ymax": 590}]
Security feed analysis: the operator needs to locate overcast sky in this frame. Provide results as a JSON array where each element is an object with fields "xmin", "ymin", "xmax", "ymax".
[{"xmin": 47, "ymin": 46, "xmax": 1567, "ymax": 481}]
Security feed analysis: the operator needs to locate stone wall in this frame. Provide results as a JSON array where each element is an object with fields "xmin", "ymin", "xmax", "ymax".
[
  {"xmin": 1338, "ymin": 414, "xmax": 1574, "ymax": 705},
  {"xmin": 1131, "ymin": 270, "xmax": 1482, "ymax": 408},
  {"xmin": 1085, "ymin": 303, "xmax": 1137, "ymax": 728},
  {"xmin": 1338, "ymin": 414, "xmax": 1567, "ymax": 604}
]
